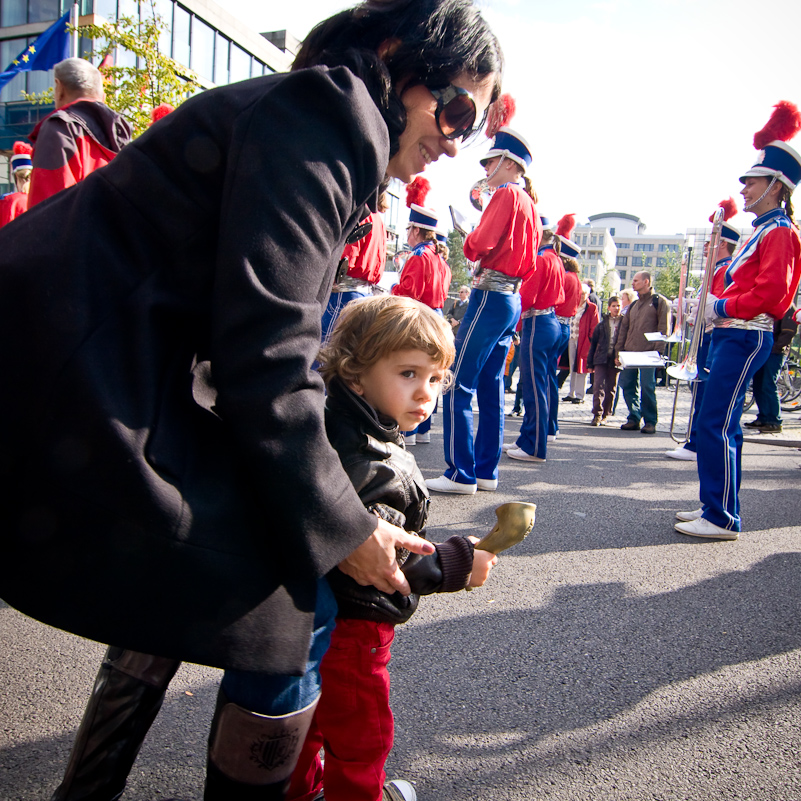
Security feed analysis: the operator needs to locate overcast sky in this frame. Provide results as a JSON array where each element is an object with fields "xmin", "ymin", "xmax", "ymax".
[{"xmin": 229, "ymin": 0, "xmax": 801, "ymax": 237}]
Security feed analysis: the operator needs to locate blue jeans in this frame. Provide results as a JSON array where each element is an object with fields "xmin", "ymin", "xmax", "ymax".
[
  {"xmin": 619, "ymin": 366, "xmax": 658, "ymax": 425},
  {"xmin": 751, "ymin": 351, "xmax": 783, "ymax": 425},
  {"xmin": 221, "ymin": 578, "xmax": 337, "ymax": 715}
]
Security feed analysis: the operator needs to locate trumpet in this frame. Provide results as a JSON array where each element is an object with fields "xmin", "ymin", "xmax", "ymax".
[{"xmin": 667, "ymin": 208, "xmax": 724, "ymax": 442}]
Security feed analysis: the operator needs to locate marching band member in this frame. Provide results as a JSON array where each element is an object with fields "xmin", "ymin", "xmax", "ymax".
[
  {"xmin": 675, "ymin": 101, "xmax": 801, "ymax": 540},
  {"xmin": 321, "ymin": 194, "xmax": 388, "ymax": 343},
  {"xmin": 504, "ymin": 224, "xmax": 565, "ymax": 461},
  {"xmin": 0, "ymin": 142, "xmax": 33, "ymax": 227},
  {"xmin": 665, "ymin": 198, "xmax": 740, "ymax": 461},
  {"xmin": 427, "ymin": 125, "xmax": 541, "ymax": 494},
  {"xmin": 549, "ymin": 216, "xmax": 583, "ymax": 440},
  {"xmin": 392, "ymin": 192, "xmax": 451, "ymax": 444}
]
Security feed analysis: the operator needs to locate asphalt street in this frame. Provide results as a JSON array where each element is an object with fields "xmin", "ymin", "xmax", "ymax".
[{"xmin": 2, "ymin": 385, "xmax": 800, "ymax": 801}]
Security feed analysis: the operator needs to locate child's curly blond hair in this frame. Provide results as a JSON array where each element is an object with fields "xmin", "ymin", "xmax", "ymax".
[{"xmin": 317, "ymin": 295, "xmax": 455, "ymax": 388}]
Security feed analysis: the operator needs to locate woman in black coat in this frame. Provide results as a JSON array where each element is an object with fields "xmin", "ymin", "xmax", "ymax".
[{"xmin": 0, "ymin": 1, "xmax": 502, "ymax": 797}]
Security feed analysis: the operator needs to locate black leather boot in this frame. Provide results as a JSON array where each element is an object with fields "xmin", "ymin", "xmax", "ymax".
[
  {"xmin": 51, "ymin": 647, "xmax": 181, "ymax": 801},
  {"xmin": 204, "ymin": 689, "xmax": 318, "ymax": 800}
]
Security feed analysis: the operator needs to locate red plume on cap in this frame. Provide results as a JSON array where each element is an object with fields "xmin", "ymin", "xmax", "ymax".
[
  {"xmin": 13, "ymin": 141, "xmax": 33, "ymax": 156},
  {"xmin": 753, "ymin": 101, "xmax": 801, "ymax": 150},
  {"xmin": 485, "ymin": 94, "xmax": 516, "ymax": 139},
  {"xmin": 150, "ymin": 103, "xmax": 174, "ymax": 126},
  {"xmin": 556, "ymin": 214, "xmax": 577, "ymax": 240},
  {"xmin": 405, "ymin": 177, "xmax": 431, "ymax": 208},
  {"xmin": 709, "ymin": 197, "xmax": 737, "ymax": 223}
]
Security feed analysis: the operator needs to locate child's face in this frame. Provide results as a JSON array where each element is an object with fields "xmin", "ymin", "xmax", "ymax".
[{"xmin": 350, "ymin": 349, "xmax": 446, "ymax": 431}]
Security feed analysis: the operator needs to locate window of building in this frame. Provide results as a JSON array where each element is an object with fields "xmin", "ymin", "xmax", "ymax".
[
  {"xmin": 590, "ymin": 235, "xmax": 598, "ymax": 245},
  {"xmin": 644, "ymin": 256, "xmax": 653, "ymax": 266},
  {"xmin": 582, "ymin": 235, "xmax": 587, "ymax": 245},
  {"xmin": 93, "ymin": 0, "xmax": 117, "ymax": 18},
  {"xmin": 151, "ymin": 0, "xmax": 173, "ymax": 55},
  {"xmin": 28, "ymin": 0, "xmax": 59, "ymax": 23},
  {"xmin": 1, "ymin": 0, "xmax": 26, "ymax": 25},
  {"xmin": 657, "ymin": 257, "xmax": 666, "ymax": 267},
  {"xmin": 228, "ymin": 43, "xmax": 251, "ymax": 83},
  {"xmin": 610, "ymin": 227, "xmax": 615, "ymax": 236},
  {"xmin": 214, "ymin": 32, "xmax": 229, "ymax": 85},
  {"xmin": 617, "ymin": 242, "xmax": 630, "ymax": 249},
  {"xmin": 632, "ymin": 256, "xmax": 643, "ymax": 267},
  {"xmin": 616, "ymin": 256, "xmax": 628, "ymax": 267},
  {"xmin": 191, "ymin": 15, "xmax": 215, "ymax": 82},
  {"xmin": 619, "ymin": 270, "xmax": 627, "ymax": 280},
  {"xmin": 172, "ymin": 3, "xmax": 190, "ymax": 68}
]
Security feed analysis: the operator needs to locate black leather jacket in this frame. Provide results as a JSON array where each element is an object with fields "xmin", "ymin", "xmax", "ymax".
[{"xmin": 325, "ymin": 376, "xmax": 474, "ymax": 624}]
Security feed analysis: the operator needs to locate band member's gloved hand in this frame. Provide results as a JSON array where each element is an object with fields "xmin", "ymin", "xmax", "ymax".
[
  {"xmin": 686, "ymin": 297, "xmax": 699, "ymax": 326},
  {"xmin": 704, "ymin": 295, "xmax": 720, "ymax": 326}
]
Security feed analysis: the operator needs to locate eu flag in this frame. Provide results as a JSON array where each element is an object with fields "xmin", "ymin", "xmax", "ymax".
[{"xmin": 0, "ymin": 11, "xmax": 71, "ymax": 92}]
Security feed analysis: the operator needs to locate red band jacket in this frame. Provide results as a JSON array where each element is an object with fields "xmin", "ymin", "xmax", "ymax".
[
  {"xmin": 391, "ymin": 241, "xmax": 451, "ymax": 309},
  {"xmin": 555, "ymin": 270, "xmax": 583, "ymax": 318},
  {"xmin": 520, "ymin": 245, "xmax": 565, "ymax": 312},
  {"xmin": 0, "ymin": 191, "xmax": 28, "ymax": 228},
  {"xmin": 341, "ymin": 210, "xmax": 387, "ymax": 284},
  {"xmin": 711, "ymin": 209, "xmax": 801, "ymax": 321},
  {"xmin": 463, "ymin": 182, "xmax": 541, "ymax": 278}
]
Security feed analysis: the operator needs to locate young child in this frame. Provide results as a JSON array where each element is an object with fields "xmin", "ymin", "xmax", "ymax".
[{"xmin": 287, "ymin": 295, "xmax": 498, "ymax": 801}]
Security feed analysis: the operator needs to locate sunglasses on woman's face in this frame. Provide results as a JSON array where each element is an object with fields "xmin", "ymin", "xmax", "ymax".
[{"xmin": 426, "ymin": 84, "xmax": 486, "ymax": 142}]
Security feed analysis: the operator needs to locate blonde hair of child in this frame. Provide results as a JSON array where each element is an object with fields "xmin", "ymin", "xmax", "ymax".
[{"xmin": 318, "ymin": 295, "xmax": 455, "ymax": 389}]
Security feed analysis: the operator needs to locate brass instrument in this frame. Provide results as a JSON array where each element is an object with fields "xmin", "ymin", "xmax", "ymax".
[
  {"xmin": 667, "ymin": 209, "xmax": 724, "ymax": 442},
  {"xmin": 469, "ymin": 178, "xmax": 492, "ymax": 212}
]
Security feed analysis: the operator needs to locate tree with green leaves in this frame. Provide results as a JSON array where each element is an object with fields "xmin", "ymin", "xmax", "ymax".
[
  {"xmin": 23, "ymin": 0, "xmax": 199, "ymax": 138},
  {"xmin": 446, "ymin": 228, "xmax": 472, "ymax": 292},
  {"xmin": 654, "ymin": 247, "xmax": 699, "ymax": 299}
]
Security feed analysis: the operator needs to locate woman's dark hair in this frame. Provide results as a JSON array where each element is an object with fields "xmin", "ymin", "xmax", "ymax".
[
  {"xmin": 778, "ymin": 182, "xmax": 795, "ymax": 221},
  {"xmin": 292, "ymin": 0, "xmax": 503, "ymax": 158}
]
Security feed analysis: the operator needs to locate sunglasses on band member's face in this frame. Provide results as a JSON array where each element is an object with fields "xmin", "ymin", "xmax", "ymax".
[{"xmin": 426, "ymin": 84, "xmax": 487, "ymax": 142}]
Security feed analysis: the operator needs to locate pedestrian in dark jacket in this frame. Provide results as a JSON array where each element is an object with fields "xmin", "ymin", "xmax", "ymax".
[
  {"xmin": 587, "ymin": 295, "xmax": 623, "ymax": 425},
  {"xmin": 289, "ymin": 295, "xmax": 498, "ymax": 801},
  {"xmin": 0, "ymin": 2, "xmax": 502, "ymax": 798}
]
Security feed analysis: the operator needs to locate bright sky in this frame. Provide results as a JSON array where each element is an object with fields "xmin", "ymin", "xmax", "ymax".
[{"xmin": 230, "ymin": 0, "xmax": 801, "ymax": 237}]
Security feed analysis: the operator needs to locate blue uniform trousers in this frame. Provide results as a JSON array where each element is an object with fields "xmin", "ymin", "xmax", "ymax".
[
  {"xmin": 321, "ymin": 289, "xmax": 371, "ymax": 344},
  {"xmin": 752, "ymin": 351, "xmax": 783, "ymax": 425},
  {"xmin": 517, "ymin": 312, "xmax": 561, "ymax": 459},
  {"xmin": 685, "ymin": 332, "xmax": 711, "ymax": 453},
  {"xmin": 696, "ymin": 328, "xmax": 772, "ymax": 532},
  {"xmin": 443, "ymin": 289, "xmax": 520, "ymax": 484},
  {"xmin": 548, "ymin": 323, "xmax": 571, "ymax": 436}
]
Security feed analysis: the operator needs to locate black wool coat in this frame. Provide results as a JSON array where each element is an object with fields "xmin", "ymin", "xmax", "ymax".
[{"xmin": 0, "ymin": 66, "xmax": 389, "ymax": 672}]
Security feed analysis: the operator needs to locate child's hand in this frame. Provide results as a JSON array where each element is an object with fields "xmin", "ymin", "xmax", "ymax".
[{"xmin": 466, "ymin": 536, "xmax": 498, "ymax": 588}]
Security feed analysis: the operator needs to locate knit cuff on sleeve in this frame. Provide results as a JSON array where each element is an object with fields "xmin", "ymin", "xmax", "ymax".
[{"xmin": 434, "ymin": 535, "xmax": 475, "ymax": 593}]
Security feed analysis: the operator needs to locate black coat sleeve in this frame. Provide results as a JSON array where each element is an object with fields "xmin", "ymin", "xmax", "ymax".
[{"xmin": 209, "ymin": 68, "xmax": 391, "ymax": 578}]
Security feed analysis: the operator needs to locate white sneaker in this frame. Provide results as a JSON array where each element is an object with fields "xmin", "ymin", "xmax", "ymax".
[
  {"xmin": 674, "ymin": 517, "xmax": 738, "ymax": 540},
  {"xmin": 425, "ymin": 475, "xmax": 477, "ymax": 495},
  {"xmin": 383, "ymin": 779, "xmax": 417, "ymax": 801},
  {"xmin": 476, "ymin": 478, "xmax": 498, "ymax": 491},
  {"xmin": 507, "ymin": 447, "xmax": 545, "ymax": 462},
  {"xmin": 416, "ymin": 432, "xmax": 431, "ymax": 444},
  {"xmin": 547, "ymin": 432, "xmax": 558, "ymax": 442},
  {"xmin": 501, "ymin": 442, "xmax": 516, "ymax": 452},
  {"xmin": 675, "ymin": 508, "xmax": 703, "ymax": 522},
  {"xmin": 404, "ymin": 434, "xmax": 416, "ymax": 446},
  {"xmin": 665, "ymin": 445, "xmax": 697, "ymax": 461}
]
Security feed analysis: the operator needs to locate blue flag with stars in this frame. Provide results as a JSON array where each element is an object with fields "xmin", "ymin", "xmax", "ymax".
[{"xmin": 0, "ymin": 11, "xmax": 71, "ymax": 92}]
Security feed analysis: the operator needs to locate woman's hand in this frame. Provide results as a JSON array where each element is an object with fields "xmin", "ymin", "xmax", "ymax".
[{"xmin": 338, "ymin": 518, "xmax": 434, "ymax": 596}]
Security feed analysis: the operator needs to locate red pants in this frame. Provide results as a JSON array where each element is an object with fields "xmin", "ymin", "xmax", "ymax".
[{"xmin": 287, "ymin": 617, "xmax": 396, "ymax": 801}]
